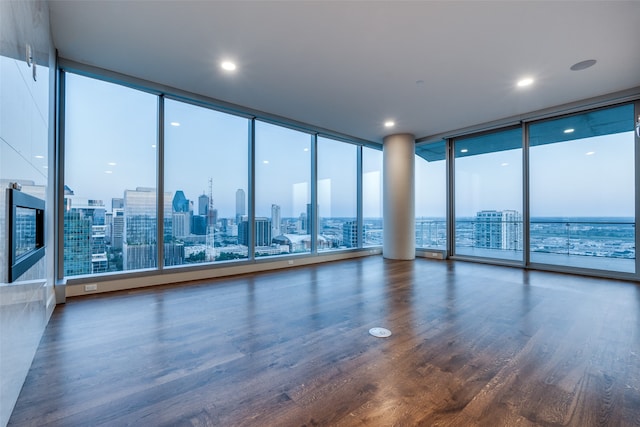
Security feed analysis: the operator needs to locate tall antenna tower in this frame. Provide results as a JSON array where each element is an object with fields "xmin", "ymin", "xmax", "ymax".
[{"xmin": 206, "ymin": 178, "xmax": 215, "ymax": 261}]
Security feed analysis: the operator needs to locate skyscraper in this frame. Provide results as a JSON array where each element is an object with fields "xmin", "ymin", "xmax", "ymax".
[
  {"xmin": 474, "ymin": 210, "xmax": 522, "ymax": 250},
  {"xmin": 342, "ymin": 221, "xmax": 359, "ymax": 248},
  {"xmin": 172, "ymin": 190, "xmax": 192, "ymax": 239},
  {"xmin": 123, "ymin": 187, "xmax": 157, "ymax": 246},
  {"xmin": 111, "ymin": 208, "xmax": 124, "ymax": 249},
  {"xmin": 172, "ymin": 190, "xmax": 190, "ymax": 213},
  {"xmin": 122, "ymin": 187, "xmax": 175, "ymax": 269},
  {"xmin": 63, "ymin": 196, "xmax": 107, "ymax": 276},
  {"xmin": 198, "ymin": 194, "xmax": 209, "ymax": 216},
  {"xmin": 172, "ymin": 212, "xmax": 192, "ymax": 238},
  {"xmin": 191, "ymin": 215, "xmax": 207, "ymax": 235},
  {"xmin": 239, "ymin": 217, "xmax": 271, "ymax": 246},
  {"xmin": 236, "ymin": 189, "xmax": 246, "ymax": 224}
]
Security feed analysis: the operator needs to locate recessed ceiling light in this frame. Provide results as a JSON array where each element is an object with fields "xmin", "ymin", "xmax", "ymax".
[
  {"xmin": 303, "ymin": 148, "xmax": 309, "ymax": 152},
  {"xmin": 104, "ymin": 170, "xmax": 113, "ymax": 174},
  {"xmin": 384, "ymin": 121, "xmax": 395, "ymax": 128},
  {"xmin": 570, "ymin": 59, "xmax": 596, "ymax": 71},
  {"xmin": 221, "ymin": 61, "xmax": 237, "ymax": 71},
  {"xmin": 108, "ymin": 162, "xmax": 117, "ymax": 166},
  {"xmin": 170, "ymin": 122, "xmax": 180, "ymax": 127},
  {"xmin": 564, "ymin": 128, "xmax": 575, "ymax": 134},
  {"xmin": 586, "ymin": 151, "xmax": 595, "ymax": 156},
  {"xmin": 263, "ymin": 160, "xmax": 269, "ymax": 164},
  {"xmin": 151, "ymin": 144, "xmax": 157, "ymax": 148},
  {"xmin": 34, "ymin": 155, "xmax": 44, "ymax": 159},
  {"xmin": 501, "ymin": 163, "xmax": 509, "ymax": 167},
  {"xmin": 460, "ymin": 149, "xmax": 468, "ymax": 153},
  {"xmin": 517, "ymin": 77, "xmax": 534, "ymax": 88}
]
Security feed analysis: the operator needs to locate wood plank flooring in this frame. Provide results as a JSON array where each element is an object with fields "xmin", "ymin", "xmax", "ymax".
[{"xmin": 8, "ymin": 257, "xmax": 640, "ymax": 426}]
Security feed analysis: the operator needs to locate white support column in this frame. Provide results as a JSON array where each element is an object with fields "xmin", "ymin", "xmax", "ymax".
[{"xmin": 383, "ymin": 133, "xmax": 415, "ymax": 260}]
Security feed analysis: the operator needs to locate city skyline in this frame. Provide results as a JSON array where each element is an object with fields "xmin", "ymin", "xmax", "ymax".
[{"xmin": 59, "ymin": 190, "xmax": 634, "ymax": 278}]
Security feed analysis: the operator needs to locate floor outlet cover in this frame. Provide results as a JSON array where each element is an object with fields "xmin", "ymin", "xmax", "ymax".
[{"xmin": 369, "ymin": 327, "xmax": 392, "ymax": 338}]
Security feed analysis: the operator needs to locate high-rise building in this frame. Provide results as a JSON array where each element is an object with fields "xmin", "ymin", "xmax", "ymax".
[
  {"xmin": 342, "ymin": 221, "xmax": 359, "ymax": 248},
  {"xmin": 123, "ymin": 188, "xmax": 157, "ymax": 245},
  {"xmin": 271, "ymin": 204, "xmax": 281, "ymax": 237},
  {"xmin": 239, "ymin": 217, "xmax": 271, "ymax": 246},
  {"xmin": 105, "ymin": 212, "xmax": 113, "ymax": 243},
  {"xmin": 172, "ymin": 211, "xmax": 192, "ymax": 238},
  {"xmin": 235, "ymin": 189, "xmax": 246, "ymax": 223},
  {"xmin": 63, "ymin": 196, "xmax": 107, "ymax": 276},
  {"xmin": 172, "ymin": 191, "xmax": 192, "ymax": 239},
  {"xmin": 172, "ymin": 190, "xmax": 190, "ymax": 213},
  {"xmin": 192, "ymin": 215, "xmax": 207, "ymax": 235},
  {"xmin": 474, "ymin": 210, "xmax": 522, "ymax": 250},
  {"xmin": 198, "ymin": 194, "xmax": 209, "ymax": 216},
  {"xmin": 111, "ymin": 208, "xmax": 124, "ymax": 250},
  {"xmin": 63, "ymin": 209, "xmax": 92, "ymax": 276},
  {"xmin": 123, "ymin": 187, "xmax": 174, "ymax": 269}
]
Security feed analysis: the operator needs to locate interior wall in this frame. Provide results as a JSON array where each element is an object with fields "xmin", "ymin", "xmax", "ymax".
[{"xmin": 0, "ymin": 1, "xmax": 56, "ymax": 425}]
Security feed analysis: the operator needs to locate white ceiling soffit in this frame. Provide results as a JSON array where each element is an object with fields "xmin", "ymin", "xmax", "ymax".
[{"xmin": 48, "ymin": 1, "xmax": 640, "ymax": 143}]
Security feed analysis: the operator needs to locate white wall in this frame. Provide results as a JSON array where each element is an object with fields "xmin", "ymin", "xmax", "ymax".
[{"xmin": 0, "ymin": 1, "xmax": 56, "ymax": 425}]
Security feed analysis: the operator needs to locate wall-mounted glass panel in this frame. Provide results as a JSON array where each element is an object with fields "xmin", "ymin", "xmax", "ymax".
[
  {"xmin": 164, "ymin": 99, "xmax": 249, "ymax": 265},
  {"xmin": 363, "ymin": 147, "xmax": 383, "ymax": 247},
  {"xmin": 529, "ymin": 104, "xmax": 635, "ymax": 273},
  {"xmin": 415, "ymin": 141, "xmax": 446, "ymax": 250},
  {"xmin": 454, "ymin": 128, "xmax": 523, "ymax": 261},
  {"xmin": 64, "ymin": 73, "xmax": 158, "ymax": 276},
  {"xmin": 1, "ymin": 51, "xmax": 49, "ymax": 284},
  {"xmin": 255, "ymin": 121, "xmax": 311, "ymax": 257},
  {"xmin": 317, "ymin": 137, "xmax": 357, "ymax": 251}
]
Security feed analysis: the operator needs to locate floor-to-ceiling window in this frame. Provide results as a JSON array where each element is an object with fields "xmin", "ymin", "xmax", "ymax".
[
  {"xmin": 415, "ymin": 141, "xmax": 447, "ymax": 250},
  {"xmin": 529, "ymin": 104, "xmax": 636, "ymax": 273},
  {"xmin": 164, "ymin": 99, "xmax": 249, "ymax": 266},
  {"xmin": 64, "ymin": 73, "xmax": 157, "ymax": 276},
  {"xmin": 254, "ymin": 121, "xmax": 312, "ymax": 257},
  {"xmin": 61, "ymin": 72, "xmax": 375, "ymax": 280},
  {"xmin": 363, "ymin": 146, "xmax": 383, "ymax": 247},
  {"xmin": 454, "ymin": 127, "xmax": 523, "ymax": 261},
  {"xmin": 317, "ymin": 137, "xmax": 358, "ymax": 251}
]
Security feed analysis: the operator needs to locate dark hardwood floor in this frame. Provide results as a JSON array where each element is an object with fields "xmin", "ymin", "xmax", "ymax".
[{"xmin": 8, "ymin": 257, "xmax": 640, "ymax": 426}]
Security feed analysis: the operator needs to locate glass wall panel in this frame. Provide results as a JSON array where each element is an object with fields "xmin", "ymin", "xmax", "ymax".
[
  {"xmin": 254, "ymin": 121, "xmax": 311, "ymax": 257},
  {"xmin": 0, "ymin": 51, "xmax": 49, "ymax": 283},
  {"xmin": 529, "ymin": 104, "xmax": 635, "ymax": 273},
  {"xmin": 64, "ymin": 73, "xmax": 158, "ymax": 276},
  {"xmin": 415, "ymin": 141, "xmax": 447, "ymax": 249},
  {"xmin": 454, "ymin": 128, "xmax": 523, "ymax": 261},
  {"xmin": 164, "ymin": 99, "xmax": 249, "ymax": 265},
  {"xmin": 363, "ymin": 146, "xmax": 383, "ymax": 246},
  {"xmin": 317, "ymin": 137, "xmax": 357, "ymax": 251}
]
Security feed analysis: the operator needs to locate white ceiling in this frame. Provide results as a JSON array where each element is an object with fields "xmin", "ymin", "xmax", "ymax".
[{"xmin": 48, "ymin": 0, "xmax": 640, "ymax": 144}]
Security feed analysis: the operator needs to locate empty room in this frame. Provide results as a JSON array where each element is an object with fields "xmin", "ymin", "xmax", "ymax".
[{"xmin": 1, "ymin": 1, "xmax": 639, "ymax": 426}]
